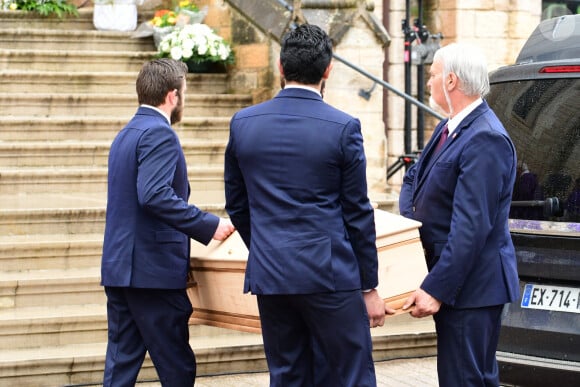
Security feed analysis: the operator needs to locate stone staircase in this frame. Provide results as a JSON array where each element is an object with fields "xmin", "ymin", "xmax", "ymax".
[{"xmin": 0, "ymin": 8, "xmax": 261, "ymax": 386}]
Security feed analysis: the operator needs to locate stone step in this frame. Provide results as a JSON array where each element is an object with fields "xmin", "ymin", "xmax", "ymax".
[
  {"xmin": 0, "ymin": 116, "xmax": 230, "ymax": 142},
  {"xmin": 0, "ymin": 233, "xmax": 102, "ymax": 272},
  {"xmin": 0, "ymin": 7, "xmax": 267, "ymax": 386},
  {"xmin": 0, "ymin": 318, "xmax": 436, "ymax": 386},
  {"xmin": 0, "ymin": 28, "xmax": 156, "ymax": 52},
  {"xmin": 0, "ymin": 70, "xmax": 136, "ymax": 94},
  {"xmin": 0, "ymin": 303, "xmax": 107, "ymax": 349},
  {"xmin": 0, "ymin": 70, "xmax": 230, "ymax": 93},
  {"xmin": 0, "ymin": 8, "xmax": 144, "ymax": 31},
  {"xmin": 0, "ymin": 166, "xmax": 225, "ymax": 195},
  {"xmin": 0, "ymin": 325, "xmax": 267, "ymax": 387},
  {"xmin": 0, "ymin": 48, "xmax": 153, "ymax": 72},
  {"xmin": 0, "ymin": 267, "xmax": 104, "ymax": 309},
  {"xmin": 0, "ymin": 167, "xmax": 109, "ymax": 194},
  {"xmin": 1, "ymin": 92, "xmax": 251, "ymax": 117},
  {"xmin": 1, "ymin": 195, "xmax": 105, "ymax": 236},
  {"xmin": 0, "ymin": 193, "xmax": 227, "ymax": 236},
  {"xmin": 0, "ymin": 139, "xmax": 226, "ymax": 167}
]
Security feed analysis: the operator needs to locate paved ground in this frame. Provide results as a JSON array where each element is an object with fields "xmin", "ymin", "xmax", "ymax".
[{"xmin": 136, "ymin": 356, "xmax": 438, "ymax": 386}]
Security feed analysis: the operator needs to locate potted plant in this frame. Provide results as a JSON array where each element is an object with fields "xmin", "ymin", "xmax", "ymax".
[
  {"xmin": 156, "ymin": 22, "xmax": 234, "ymax": 73},
  {"xmin": 93, "ymin": 0, "xmax": 141, "ymax": 32},
  {"xmin": 3, "ymin": 0, "xmax": 78, "ymax": 18},
  {"xmin": 130, "ymin": 0, "xmax": 207, "ymax": 48}
]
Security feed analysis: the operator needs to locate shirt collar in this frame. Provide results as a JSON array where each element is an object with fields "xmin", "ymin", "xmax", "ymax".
[
  {"xmin": 447, "ymin": 97, "xmax": 483, "ymax": 135},
  {"xmin": 141, "ymin": 104, "xmax": 171, "ymax": 125},
  {"xmin": 283, "ymin": 84, "xmax": 322, "ymax": 97}
]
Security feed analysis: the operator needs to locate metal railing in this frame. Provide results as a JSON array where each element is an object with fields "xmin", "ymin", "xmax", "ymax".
[
  {"xmin": 226, "ymin": 0, "xmax": 446, "ymax": 178},
  {"xmin": 330, "ymin": 53, "xmax": 445, "ymax": 179},
  {"xmin": 332, "ymin": 53, "xmax": 444, "ymax": 121}
]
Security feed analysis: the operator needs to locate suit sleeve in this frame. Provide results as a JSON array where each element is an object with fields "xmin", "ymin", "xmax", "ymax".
[
  {"xmin": 420, "ymin": 129, "xmax": 515, "ymax": 305},
  {"xmin": 136, "ymin": 125, "xmax": 219, "ymax": 245},
  {"xmin": 399, "ymin": 163, "xmax": 417, "ymax": 218},
  {"xmin": 339, "ymin": 119, "xmax": 379, "ymax": 290},
  {"xmin": 224, "ymin": 119, "xmax": 252, "ymax": 247}
]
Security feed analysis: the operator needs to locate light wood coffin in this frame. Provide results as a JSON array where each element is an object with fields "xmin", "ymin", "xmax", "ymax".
[
  {"xmin": 373, "ymin": 210, "xmax": 428, "ymax": 316},
  {"xmin": 187, "ymin": 209, "xmax": 427, "ymax": 333}
]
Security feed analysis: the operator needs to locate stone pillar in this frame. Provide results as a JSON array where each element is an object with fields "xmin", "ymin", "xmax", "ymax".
[
  {"xmin": 206, "ymin": 0, "xmax": 393, "ymax": 202},
  {"xmin": 384, "ymin": 0, "xmax": 542, "ymax": 195}
]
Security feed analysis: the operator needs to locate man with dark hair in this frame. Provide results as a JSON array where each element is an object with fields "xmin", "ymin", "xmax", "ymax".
[
  {"xmin": 101, "ymin": 58, "xmax": 234, "ymax": 386},
  {"xmin": 225, "ymin": 24, "xmax": 391, "ymax": 386}
]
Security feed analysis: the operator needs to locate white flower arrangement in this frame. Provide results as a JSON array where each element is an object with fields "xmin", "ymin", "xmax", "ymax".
[{"xmin": 157, "ymin": 23, "xmax": 234, "ymax": 65}]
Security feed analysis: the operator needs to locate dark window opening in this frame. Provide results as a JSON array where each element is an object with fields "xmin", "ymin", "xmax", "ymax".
[
  {"xmin": 487, "ymin": 78, "xmax": 580, "ymax": 222},
  {"xmin": 542, "ymin": 1, "xmax": 580, "ymax": 20}
]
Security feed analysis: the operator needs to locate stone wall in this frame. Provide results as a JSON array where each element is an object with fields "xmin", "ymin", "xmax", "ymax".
[
  {"xmin": 197, "ymin": 0, "xmax": 544, "ymax": 200},
  {"xmin": 199, "ymin": 0, "xmax": 391, "ymax": 197},
  {"xmin": 384, "ymin": 0, "xmax": 542, "ymax": 192}
]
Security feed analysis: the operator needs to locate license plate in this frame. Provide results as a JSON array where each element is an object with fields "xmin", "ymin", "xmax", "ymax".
[{"xmin": 521, "ymin": 283, "xmax": 580, "ymax": 314}]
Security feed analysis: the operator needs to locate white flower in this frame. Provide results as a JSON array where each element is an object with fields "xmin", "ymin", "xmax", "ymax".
[
  {"xmin": 218, "ymin": 45, "xmax": 230, "ymax": 60},
  {"xmin": 158, "ymin": 23, "xmax": 233, "ymax": 64},
  {"xmin": 197, "ymin": 43, "xmax": 208, "ymax": 56},
  {"xmin": 170, "ymin": 46, "xmax": 183, "ymax": 61}
]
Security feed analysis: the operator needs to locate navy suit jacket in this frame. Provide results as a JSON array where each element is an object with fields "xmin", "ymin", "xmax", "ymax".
[
  {"xmin": 101, "ymin": 106, "xmax": 219, "ymax": 289},
  {"xmin": 399, "ymin": 101, "xmax": 520, "ymax": 308},
  {"xmin": 224, "ymin": 88, "xmax": 378, "ymax": 295}
]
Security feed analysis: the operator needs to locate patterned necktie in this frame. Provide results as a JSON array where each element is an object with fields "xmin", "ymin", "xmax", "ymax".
[{"xmin": 434, "ymin": 125, "xmax": 449, "ymax": 154}]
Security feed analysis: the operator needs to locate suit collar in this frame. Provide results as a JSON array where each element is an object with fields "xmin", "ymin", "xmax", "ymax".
[
  {"xmin": 414, "ymin": 100, "xmax": 491, "ymax": 194},
  {"xmin": 447, "ymin": 97, "xmax": 482, "ymax": 135},
  {"xmin": 423, "ymin": 100, "xmax": 490, "ymax": 158},
  {"xmin": 137, "ymin": 105, "xmax": 170, "ymax": 125},
  {"xmin": 283, "ymin": 84, "xmax": 322, "ymax": 97},
  {"xmin": 452, "ymin": 100, "xmax": 489, "ymax": 136},
  {"xmin": 276, "ymin": 87, "xmax": 324, "ymax": 102}
]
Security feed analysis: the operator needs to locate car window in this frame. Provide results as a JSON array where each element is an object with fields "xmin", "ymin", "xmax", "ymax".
[
  {"xmin": 487, "ymin": 78, "xmax": 580, "ymax": 224},
  {"xmin": 542, "ymin": 1, "xmax": 580, "ymax": 20}
]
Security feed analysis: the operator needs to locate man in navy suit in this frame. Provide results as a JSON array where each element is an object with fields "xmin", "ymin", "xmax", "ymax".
[
  {"xmin": 224, "ymin": 24, "xmax": 392, "ymax": 386},
  {"xmin": 400, "ymin": 43, "xmax": 520, "ymax": 386},
  {"xmin": 101, "ymin": 59, "xmax": 234, "ymax": 387}
]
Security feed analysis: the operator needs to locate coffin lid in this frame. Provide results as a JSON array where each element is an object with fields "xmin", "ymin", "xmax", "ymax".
[
  {"xmin": 190, "ymin": 209, "xmax": 421, "ymax": 261},
  {"xmin": 190, "ymin": 230, "xmax": 248, "ymax": 261},
  {"xmin": 374, "ymin": 209, "xmax": 422, "ymax": 238}
]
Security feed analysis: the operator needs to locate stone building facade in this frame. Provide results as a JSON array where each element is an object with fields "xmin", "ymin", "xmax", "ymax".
[
  {"xmin": 197, "ymin": 0, "xmax": 545, "ymax": 204},
  {"xmin": 382, "ymin": 0, "xmax": 542, "ymax": 192}
]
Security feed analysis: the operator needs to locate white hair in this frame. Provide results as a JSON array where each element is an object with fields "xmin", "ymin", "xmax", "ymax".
[{"xmin": 434, "ymin": 43, "xmax": 490, "ymax": 97}]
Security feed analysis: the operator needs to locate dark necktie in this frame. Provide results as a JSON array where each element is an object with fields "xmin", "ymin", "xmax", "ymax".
[{"xmin": 434, "ymin": 125, "xmax": 449, "ymax": 154}]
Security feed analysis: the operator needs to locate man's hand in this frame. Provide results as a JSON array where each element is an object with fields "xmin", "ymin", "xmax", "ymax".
[
  {"xmin": 212, "ymin": 218, "xmax": 235, "ymax": 241},
  {"xmin": 363, "ymin": 289, "xmax": 386, "ymax": 328},
  {"xmin": 385, "ymin": 303, "xmax": 397, "ymax": 316},
  {"xmin": 402, "ymin": 288, "xmax": 442, "ymax": 318}
]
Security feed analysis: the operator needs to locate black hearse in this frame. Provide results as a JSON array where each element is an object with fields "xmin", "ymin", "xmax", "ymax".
[{"xmin": 486, "ymin": 14, "xmax": 580, "ymax": 387}]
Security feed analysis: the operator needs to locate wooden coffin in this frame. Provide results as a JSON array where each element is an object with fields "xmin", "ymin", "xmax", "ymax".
[
  {"xmin": 373, "ymin": 210, "xmax": 427, "ymax": 316},
  {"xmin": 186, "ymin": 233, "xmax": 259, "ymax": 332},
  {"xmin": 187, "ymin": 209, "xmax": 427, "ymax": 333}
]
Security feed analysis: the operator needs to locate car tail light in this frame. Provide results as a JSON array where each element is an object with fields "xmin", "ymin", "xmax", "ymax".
[{"xmin": 539, "ymin": 65, "xmax": 580, "ymax": 73}]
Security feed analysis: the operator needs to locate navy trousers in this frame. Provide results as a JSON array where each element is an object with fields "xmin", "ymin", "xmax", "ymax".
[
  {"xmin": 103, "ymin": 287, "xmax": 196, "ymax": 387},
  {"xmin": 257, "ymin": 290, "xmax": 376, "ymax": 387},
  {"xmin": 434, "ymin": 304, "xmax": 504, "ymax": 387}
]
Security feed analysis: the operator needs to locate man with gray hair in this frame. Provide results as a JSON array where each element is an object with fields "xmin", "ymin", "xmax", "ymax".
[{"xmin": 399, "ymin": 43, "xmax": 520, "ymax": 386}]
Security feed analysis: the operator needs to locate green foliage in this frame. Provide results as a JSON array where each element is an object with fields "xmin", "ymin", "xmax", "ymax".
[{"xmin": 13, "ymin": 0, "xmax": 79, "ymax": 18}]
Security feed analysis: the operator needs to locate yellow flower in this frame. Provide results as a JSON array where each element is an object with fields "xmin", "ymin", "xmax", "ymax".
[
  {"xmin": 9, "ymin": 3, "xmax": 18, "ymax": 10},
  {"xmin": 150, "ymin": 10, "xmax": 178, "ymax": 27},
  {"xmin": 177, "ymin": 0, "xmax": 198, "ymax": 12}
]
